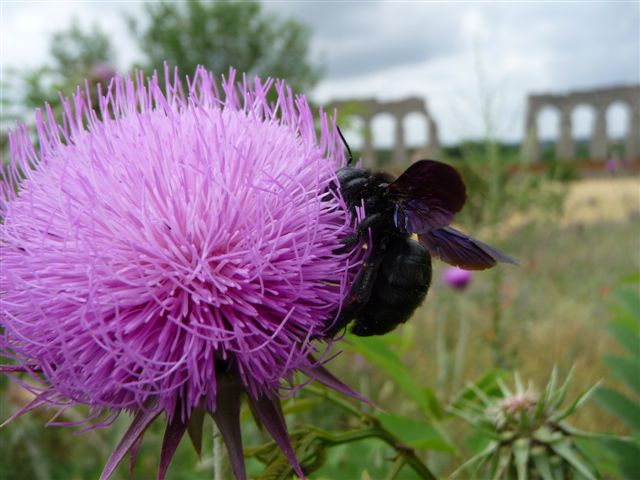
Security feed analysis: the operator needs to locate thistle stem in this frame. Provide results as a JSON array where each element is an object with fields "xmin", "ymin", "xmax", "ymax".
[
  {"xmin": 435, "ymin": 303, "xmax": 448, "ymax": 395},
  {"xmin": 287, "ymin": 384, "xmax": 438, "ymax": 479},
  {"xmin": 212, "ymin": 422, "xmax": 224, "ymax": 479},
  {"xmin": 452, "ymin": 298, "xmax": 469, "ymax": 390},
  {"xmin": 385, "ymin": 456, "xmax": 407, "ymax": 480},
  {"xmin": 307, "ymin": 423, "xmax": 437, "ymax": 480}
]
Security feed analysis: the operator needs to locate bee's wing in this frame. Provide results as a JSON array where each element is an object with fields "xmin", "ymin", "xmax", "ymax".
[
  {"xmin": 418, "ymin": 226, "xmax": 518, "ymax": 270},
  {"xmin": 388, "ymin": 160, "xmax": 466, "ymax": 233}
]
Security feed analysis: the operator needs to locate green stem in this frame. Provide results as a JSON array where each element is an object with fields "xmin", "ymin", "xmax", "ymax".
[
  {"xmin": 212, "ymin": 421, "xmax": 227, "ymax": 479},
  {"xmin": 308, "ymin": 422, "xmax": 438, "ymax": 480},
  {"xmin": 452, "ymin": 298, "xmax": 469, "ymax": 390},
  {"xmin": 435, "ymin": 302, "xmax": 448, "ymax": 395},
  {"xmin": 385, "ymin": 456, "xmax": 407, "ymax": 480},
  {"xmin": 278, "ymin": 384, "xmax": 438, "ymax": 479},
  {"xmin": 491, "ymin": 267, "xmax": 505, "ymax": 368}
]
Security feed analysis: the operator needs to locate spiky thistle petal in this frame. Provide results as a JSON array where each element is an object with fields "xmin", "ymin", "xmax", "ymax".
[{"xmin": 1, "ymin": 65, "xmax": 366, "ymax": 479}]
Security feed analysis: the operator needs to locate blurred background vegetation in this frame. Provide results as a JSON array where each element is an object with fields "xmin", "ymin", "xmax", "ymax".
[{"xmin": 1, "ymin": 1, "xmax": 639, "ymax": 479}]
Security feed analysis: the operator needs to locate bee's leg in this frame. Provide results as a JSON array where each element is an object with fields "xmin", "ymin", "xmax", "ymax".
[
  {"xmin": 334, "ymin": 212, "xmax": 384, "ymax": 254},
  {"xmin": 323, "ymin": 244, "xmax": 387, "ymax": 337}
]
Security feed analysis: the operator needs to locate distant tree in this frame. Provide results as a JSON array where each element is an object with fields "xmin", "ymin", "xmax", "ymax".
[
  {"xmin": 2, "ymin": 20, "xmax": 116, "ymax": 140},
  {"xmin": 127, "ymin": 0, "xmax": 322, "ymax": 93},
  {"xmin": 17, "ymin": 21, "xmax": 116, "ymax": 113},
  {"xmin": 2, "ymin": 21, "xmax": 117, "ymax": 158}
]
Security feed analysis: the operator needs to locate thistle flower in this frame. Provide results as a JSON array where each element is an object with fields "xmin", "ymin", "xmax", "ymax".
[
  {"xmin": 451, "ymin": 370, "xmax": 602, "ymax": 480},
  {"xmin": 442, "ymin": 266, "xmax": 473, "ymax": 291},
  {"xmin": 1, "ymin": 66, "xmax": 366, "ymax": 479}
]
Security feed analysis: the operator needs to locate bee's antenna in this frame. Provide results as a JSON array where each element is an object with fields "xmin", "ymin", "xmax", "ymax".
[{"xmin": 336, "ymin": 125, "xmax": 354, "ymax": 166}]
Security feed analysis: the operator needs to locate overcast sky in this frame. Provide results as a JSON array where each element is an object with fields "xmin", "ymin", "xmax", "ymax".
[{"xmin": 1, "ymin": 1, "xmax": 638, "ymax": 146}]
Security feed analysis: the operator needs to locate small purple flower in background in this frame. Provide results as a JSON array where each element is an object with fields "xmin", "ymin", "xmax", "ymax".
[
  {"xmin": 442, "ymin": 266, "xmax": 473, "ymax": 291},
  {"xmin": 605, "ymin": 156, "xmax": 619, "ymax": 174},
  {"xmin": 1, "ymin": 66, "xmax": 366, "ymax": 480},
  {"xmin": 88, "ymin": 63, "xmax": 118, "ymax": 85}
]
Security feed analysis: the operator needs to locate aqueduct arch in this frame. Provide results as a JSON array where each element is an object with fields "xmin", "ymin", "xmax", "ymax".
[
  {"xmin": 522, "ymin": 85, "xmax": 640, "ymax": 162},
  {"xmin": 327, "ymin": 97, "xmax": 440, "ymax": 169}
]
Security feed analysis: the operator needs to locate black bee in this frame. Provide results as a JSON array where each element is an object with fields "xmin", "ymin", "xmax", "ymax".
[{"xmin": 326, "ymin": 130, "xmax": 517, "ymax": 337}]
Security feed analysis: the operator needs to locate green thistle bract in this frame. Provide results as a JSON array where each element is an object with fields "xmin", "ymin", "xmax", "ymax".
[{"xmin": 451, "ymin": 369, "xmax": 602, "ymax": 480}]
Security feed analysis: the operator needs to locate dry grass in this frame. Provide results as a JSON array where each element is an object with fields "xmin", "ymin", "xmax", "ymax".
[{"xmin": 561, "ymin": 176, "xmax": 640, "ymax": 226}]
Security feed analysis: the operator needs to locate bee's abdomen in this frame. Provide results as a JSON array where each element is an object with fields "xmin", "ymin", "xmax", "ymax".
[{"xmin": 351, "ymin": 237, "xmax": 431, "ymax": 336}]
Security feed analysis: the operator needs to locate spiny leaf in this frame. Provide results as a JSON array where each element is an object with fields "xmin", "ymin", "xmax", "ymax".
[
  {"xmin": 514, "ymin": 372, "xmax": 525, "ymax": 395},
  {"xmin": 553, "ymin": 381, "xmax": 601, "ymax": 422},
  {"xmin": 158, "ymin": 412, "xmax": 188, "ymax": 480},
  {"xmin": 300, "ymin": 360, "xmax": 372, "ymax": 406},
  {"xmin": 518, "ymin": 408, "xmax": 531, "ymax": 431},
  {"xmin": 606, "ymin": 323, "xmax": 640, "ymax": 358},
  {"xmin": 533, "ymin": 426, "xmax": 562, "ymax": 444},
  {"xmin": 533, "ymin": 387, "xmax": 548, "ymax": 423},
  {"xmin": 549, "ymin": 455, "xmax": 565, "ymax": 480},
  {"xmin": 493, "ymin": 447, "xmax": 512, "ymax": 480},
  {"xmin": 128, "ymin": 433, "xmax": 144, "ymax": 480},
  {"xmin": 619, "ymin": 272, "xmax": 640, "ymax": 284},
  {"xmin": 545, "ymin": 367, "xmax": 558, "ymax": 402},
  {"xmin": 531, "ymin": 446, "xmax": 554, "ymax": 480},
  {"xmin": 603, "ymin": 356, "xmax": 640, "ymax": 396},
  {"xmin": 496, "ymin": 377, "xmax": 513, "ymax": 398},
  {"xmin": 600, "ymin": 437, "xmax": 640, "ymax": 480},
  {"xmin": 450, "ymin": 440, "xmax": 499, "ymax": 478},
  {"xmin": 468, "ymin": 381, "xmax": 495, "ymax": 406},
  {"xmin": 0, "ymin": 393, "xmax": 52, "ymax": 428},
  {"xmin": 186, "ymin": 406, "xmax": 205, "ymax": 458},
  {"xmin": 552, "ymin": 366, "xmax": 574, "ymax": 409},
  {"xmin": 614, "ymin": 287, "xmax": 640, "ymax": 320},
  {"xmin": 99, "ymin": 402, "xmax": 163, "ymax": 480},
  {"xmin": 549, "ymin": 440, "xmax": 598, "ymax": 480},
  {"xmin": 248, "ymin": 393, "xmax": 304, "ymax": 479},
  {"xmin": 450, "ymin": 369, "xmax": 508, "ymax": 410},
  {"xmin": 514, "ymin": 438, "xmax": 530, "ymax": 480},
  {"xmin": 592, "ymin": 386, "xmax": 640, "ymax": 430},
  {"xmin": 209, "ymin": 377, "xmax": 246, "ymax": 480}
]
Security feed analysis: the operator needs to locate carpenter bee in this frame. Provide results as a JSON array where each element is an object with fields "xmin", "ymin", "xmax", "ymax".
[{"xmin": 326, "ymin": 129, "xmax": 517, "ymax": 337}]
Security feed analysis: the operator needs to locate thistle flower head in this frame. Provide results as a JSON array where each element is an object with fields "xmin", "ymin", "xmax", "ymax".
[
  {"xmin": 451, "ymin": 370, "xmax": 602, "ymax": 480},
  {"xmin": 486, "ymin": 389, "xmax": 539, "ymax": 431},
  {"xmin": 1, "ymin": 66, "xmax": 366, "ymax": 479}
]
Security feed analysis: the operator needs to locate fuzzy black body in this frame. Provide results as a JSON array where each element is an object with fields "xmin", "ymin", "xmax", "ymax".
[
  {"xmin": 326, "ymin": 132, "xmax": 516, "ymax": 337},
  {"xmin": 351, "ymin": 235, "xmax": 431, "ymax": 336},
  {"xmin": 328, "ymin": 166, "xmax": 432, "ymax": 337}
]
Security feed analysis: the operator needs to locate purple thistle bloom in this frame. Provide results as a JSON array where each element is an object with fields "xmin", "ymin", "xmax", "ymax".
[
  {"xmin": 442, "ymin": 266, "xmax": 473, "ymax": 291},
  {"xmin": 605, "ymin": 156, "xmax": 619, "ymax": 173},
  {"xmin": 1, "ymin": 66, "xmax": 366, "ymax": 479}
]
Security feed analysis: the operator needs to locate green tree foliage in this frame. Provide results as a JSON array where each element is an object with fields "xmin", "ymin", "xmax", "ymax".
[
  {"xmin": 18, "ymin": 21, "xmax": 115, "ymax": 112},
  {"xmin": 127, "ymin": 0, "xmax": 322, "ymax": 93}
]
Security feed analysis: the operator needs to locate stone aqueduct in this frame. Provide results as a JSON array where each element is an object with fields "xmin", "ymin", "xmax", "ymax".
[
  {"xmin": 522, "ymin": 85, "xmax": 640, "ymax": 162},
  {"xmin": 327, "ymin": 85, "xmax": 639, "ymax": 168},
  {"xmin": 328, "ymin": 97, "xmax": 440, "ymax": 169}
]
